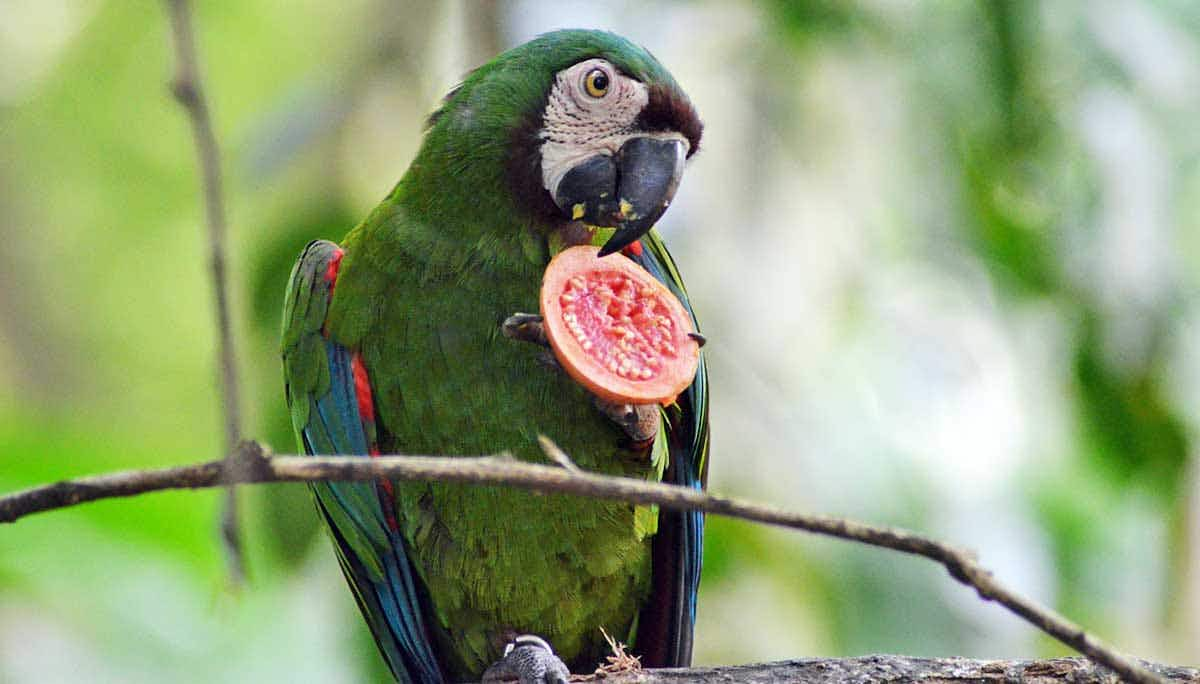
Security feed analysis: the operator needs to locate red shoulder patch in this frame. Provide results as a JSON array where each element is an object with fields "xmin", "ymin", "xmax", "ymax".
[
  {"xmin": 318, "ymin": 249, "xmax": 345, "ymax": 339},
  {"xmin": 351, "ymin": 351, "xmax": 400, "ymax": 531},
  {"xmin": 351, "ymin": 352, "xmax": 375, "ymax": 425},
  {"xmin": 324, "ymin": 248, "xmax": 345, "ymax": 289}
]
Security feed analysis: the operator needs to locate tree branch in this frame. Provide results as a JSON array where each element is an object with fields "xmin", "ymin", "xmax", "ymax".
[
  {"xmin": 0, "ymin": 442, "xmax": 1174, "ymax": 684},
  {"xmin": 163, "ymin": 0, "xmax": 245, "ymax": 582},
  {"xmin": 591, "ymin": 656, "xmax": 1198, "ymax": 683}
]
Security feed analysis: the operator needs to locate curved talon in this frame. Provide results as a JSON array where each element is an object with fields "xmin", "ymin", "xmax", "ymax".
[
  {"xmin": 595, "ymin": 397, "xmax": 658, "ymax": 443},
  {"xmin": 505, "ymin": 634, "xmax": 554, "ymax": 657},
  {"xmin": 503, "ymin": 313, "xmax": 548, "ymax": 347},
  {"xmin": 535, "ymin": 350, "xmax": 561, "ymax": 370},
  {"xmin": 506, "ymin": 313, "xmax": 658, "ymax": 444},
  {"xmin": 504, "ymin": 314, "xmax": 558, "ymax": 368},
  {"xmin": 483, "ymin": 634, "xmax": 570, "ymax": 684}
]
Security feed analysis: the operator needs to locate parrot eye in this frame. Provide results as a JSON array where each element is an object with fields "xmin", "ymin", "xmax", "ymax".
[{"xmin": 583, "ymin": 68, "xmax": 610, "ymax": 98}]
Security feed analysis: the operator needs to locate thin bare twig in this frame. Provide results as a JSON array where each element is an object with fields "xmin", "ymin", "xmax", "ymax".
[
  {"xmin": 538, "ymin": 433, "xmax": 581, "ymax": 471},
  {"xmin": 163, "ymin": 0, "xmax": 245, "ymax": 582},
  {"xmin": 0, "ymin": 442, "xmax": 1168, "ymax": 684}
]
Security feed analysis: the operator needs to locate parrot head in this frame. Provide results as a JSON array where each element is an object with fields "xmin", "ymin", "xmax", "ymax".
[
  {"xmin": 418, "ymin": 30, "xmax": 702, "ymax": 255},
  {"xmin": 529, "ymin": 43, "xmax": 702, "ymax": 255}
]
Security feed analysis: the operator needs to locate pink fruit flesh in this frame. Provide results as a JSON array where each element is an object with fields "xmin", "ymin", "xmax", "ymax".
[{"xmin": 557, "ymin": 270, "xmax": 681, "ymax": 383}]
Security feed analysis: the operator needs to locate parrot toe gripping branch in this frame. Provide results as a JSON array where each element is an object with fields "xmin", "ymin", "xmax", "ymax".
[{"xmin": 282, "ymin": 30, "xmax": 708, "ymax": 683}]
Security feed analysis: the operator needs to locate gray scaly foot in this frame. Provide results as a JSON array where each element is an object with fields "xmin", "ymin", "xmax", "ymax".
[{"xmin": 481, "ymin": 635, "xmax": 570, "ymax": 684}]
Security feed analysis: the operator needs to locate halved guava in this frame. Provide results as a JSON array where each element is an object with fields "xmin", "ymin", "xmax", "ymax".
[{"xmin": 540, "ymin": 245, "xmax": 700, "ymax": 405}]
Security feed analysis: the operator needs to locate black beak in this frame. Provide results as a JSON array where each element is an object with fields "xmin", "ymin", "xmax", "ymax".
[{"xmin": 552, "ymin": 136, "xmax": 687, "ymax": 257}]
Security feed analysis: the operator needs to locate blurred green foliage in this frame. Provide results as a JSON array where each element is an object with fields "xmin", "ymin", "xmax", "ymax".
[{"xmin": 1, "ymin": 0, "xmax": 1196, "ymax": 680}]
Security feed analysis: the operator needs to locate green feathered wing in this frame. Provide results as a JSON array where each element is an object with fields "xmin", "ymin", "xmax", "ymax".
[{"xmin": 281, "ymin": 239, "xmax": 442, "ymax": 683}]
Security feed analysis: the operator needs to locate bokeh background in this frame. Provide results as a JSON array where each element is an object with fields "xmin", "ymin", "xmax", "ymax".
[{"xmin": 2, "ymin": 1, "xmax": 1198, "ymax": 681}]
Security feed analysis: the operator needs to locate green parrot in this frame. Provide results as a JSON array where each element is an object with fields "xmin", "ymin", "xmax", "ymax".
[{"xmin": 281, "ymin": 30, "xmax": 708, "ymax": 683}]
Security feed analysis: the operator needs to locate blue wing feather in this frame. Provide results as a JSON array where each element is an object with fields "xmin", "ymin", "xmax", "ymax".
[{"xmin": 283, "ymin": 240, "xmax": 443, "ymax": 683}]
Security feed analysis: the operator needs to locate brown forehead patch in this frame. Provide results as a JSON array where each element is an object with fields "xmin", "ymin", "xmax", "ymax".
[{"xmin": 635, "ymin": 84, "xmax": 703, "ymax": 157}]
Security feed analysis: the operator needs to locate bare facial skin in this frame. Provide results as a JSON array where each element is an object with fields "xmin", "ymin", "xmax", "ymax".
[{"xmin": 540, "ymin": 59, "xmax": 688, "ymax": 200}]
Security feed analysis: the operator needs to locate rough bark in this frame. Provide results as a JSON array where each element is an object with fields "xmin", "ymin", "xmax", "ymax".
[{"xmin": 574, "ymin": 656, "xmax": 1199, "ymax": 683}]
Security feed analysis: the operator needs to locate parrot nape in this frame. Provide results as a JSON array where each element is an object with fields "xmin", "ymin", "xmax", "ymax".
[{"xmin": 281, "ymin": 29, "xmax": 708, "ymax": 683}]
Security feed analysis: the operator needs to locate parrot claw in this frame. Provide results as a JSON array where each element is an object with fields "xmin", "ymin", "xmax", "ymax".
[
  {"xmin": 504, "ymin": 313, "xmax": 657, "ymax": 444},
  {"xmin": 594, "ymin": 397, "xmax": 658, "ymax": 444},
  {"xmin": 502, "ymin": 313, "xmax": 549, "ymax": 347},
  {"xmin": 482, "ymin": 634, "xmax": 571, "ymax": 684},
  {"xmin": 503, "ymin": 313, "xmax": 559, "ymax": 369}
]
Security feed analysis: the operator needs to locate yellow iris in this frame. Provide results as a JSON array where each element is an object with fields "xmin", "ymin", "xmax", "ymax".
[{"xmin": 584, "ymin": 68, "xmax": 610, "ymax": 98}]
